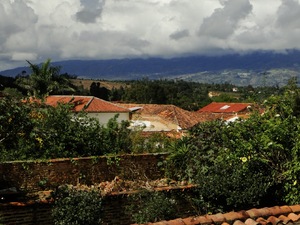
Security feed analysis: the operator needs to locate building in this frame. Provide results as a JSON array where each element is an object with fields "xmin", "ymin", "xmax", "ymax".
[
  {"xmin": 197, "ymin": 102, "xmax": 257, "ymax": 122},
  {"xmin": 45, "ymin": 95, "xmax": 130, "ymax": 125},
  {"xmin": 118, "ymin": 103, "xmax": 216, "ymax": 137}
]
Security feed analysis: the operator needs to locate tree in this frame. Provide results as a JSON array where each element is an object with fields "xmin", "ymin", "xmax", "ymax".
[
  {"xmin": 16, "ymin": 59, "xmax": 74, "ymax": 100},
  {"xmin": 166, "ymin": 78, "xmax": 300, "ymax": 212}
]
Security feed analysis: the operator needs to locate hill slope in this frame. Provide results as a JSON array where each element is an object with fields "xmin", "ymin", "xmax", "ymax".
[{"xmin": 1, "ymin": 50, "xmax": 300, "ymax": 86}]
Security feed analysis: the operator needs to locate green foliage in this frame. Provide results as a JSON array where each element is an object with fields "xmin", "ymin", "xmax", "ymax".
[
  {"xmin": 122, "ymin": 79, "xmax": 212, "ymax": 110},
  {"xmin": 127, "ymin": 191, "xmax": 178, "ymax": 224},
  {"xmin": 99, "ymin": 114, "xmax": 132, "ymax": 154},
  {"xmin": 129, "ymin": 130, "xmax": 172, "ymax": 154},
  {"xmin": 52, "ymin": 185, "xmax": 102, "ymax": 225},
  {"xmin": 0, "ymin": 97, "xmax": 35, "ymax": 160},
  {"xmin": 0, "ymin": 98, "xmax": 132, "ymax": 160},
  {"xmin": 16, "ymin": 59, "xmax": 75, "ymax": 100},
  {"xmin": 167, "ymin": 78, "xmax": 300, "ymax": 211}
]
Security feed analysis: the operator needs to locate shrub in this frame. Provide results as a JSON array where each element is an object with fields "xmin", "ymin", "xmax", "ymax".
[
  {"xmin": 52, "ymin": 185, "xmax": 102, "ymax": 225},
  {"xmin": 166, "ymin": 79, "xmax": 300, "ymax": 212},
  {"xmin": 127, "ymin": 190, "xmax": 178, "ymax": 224}
]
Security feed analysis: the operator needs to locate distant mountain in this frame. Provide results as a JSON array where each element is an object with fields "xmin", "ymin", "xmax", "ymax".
[{"xmin": 1, "ymin": 50, "xmax": 300, "ymax": 86}]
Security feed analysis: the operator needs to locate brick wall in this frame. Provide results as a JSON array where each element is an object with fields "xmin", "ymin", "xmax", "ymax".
[
  {"xmin": 0, "ymin": 187, "xmax": 197, "ymax": 225},
  {"xmin": 0, "ymin": 203, "xmax": 53, "ymax": 225},
  {"xmin": 0, "ymin": 153, "xmax": 168, "ymax": 192},
  {"xmin": 0, "ymin": 153, "xmax": 198, "ymax": 225}
]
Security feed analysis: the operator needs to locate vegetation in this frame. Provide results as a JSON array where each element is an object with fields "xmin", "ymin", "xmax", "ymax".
[
  {"xmin": 166, "ymin": 78, "xmax": 300, "ymax": 212},
  {"xmin": 127, "ymin": 191, "xmax": 178, "ymax": 224},
  {"xmin": 16, "ymin": 59, "xmax": 76, "ymax": 99},
  {"xmin": 1, "ymin": 65, "xmax": 280, "ymax": 111},
  {"xmin": 2, "ymin": 59, "xmax": 300, "ymax": 223},
  {"xmin": 0, "ymin": 97, "xmax": 134, "ymax": 160},
  {"xmin": 52, "ymin": 185, "xmax": 102, "ymax": 225}
]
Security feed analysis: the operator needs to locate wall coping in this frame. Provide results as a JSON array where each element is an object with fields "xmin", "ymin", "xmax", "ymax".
[
  {"xmin": 0, "ymin": 153, "xmax": 169, "ymax": 164},
  {"xmin": 0, "ymin": 184, "xmax": 196, "ymax": 207}
]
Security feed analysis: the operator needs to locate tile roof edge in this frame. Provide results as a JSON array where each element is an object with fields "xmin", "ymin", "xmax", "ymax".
[{"xmin": 136, "ymin": 205, "xmax": 300, "ymax": 225}]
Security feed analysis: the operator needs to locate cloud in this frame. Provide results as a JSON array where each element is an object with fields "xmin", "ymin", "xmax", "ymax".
[
  {"xmin": 1, "ymin": 0, "xmax": 300, "ymax": 71},
  {"xmin": 198, "ymin": 0, "xmax": 253, "ymax": 39},
  {"xmin": 169, "ymin": 29, "xmax": 190, "ymax": 40},
  {"xmin": 75, "ymin": 0, "xmax": 106, "ymax": 23},
  {"xmin": 276, "ymin": 0, "xmax": 300, "ymax": 29},
  {"xmin": 0, "ymin": 0, "xmax": 37, "ymax": 43},
  {"xmin": 11, "ymin": 52, "xmax": 38, "ymax": 61}
]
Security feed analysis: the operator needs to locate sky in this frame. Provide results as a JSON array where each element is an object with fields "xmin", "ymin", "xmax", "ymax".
[{"xmin": 1, "ymin": 0, "xmax": 300, "ymax": 71}]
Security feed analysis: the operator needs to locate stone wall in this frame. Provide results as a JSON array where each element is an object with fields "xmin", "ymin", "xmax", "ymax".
[{"xmin": 0, "ymin": 153, "xmax": 168, "ymax": 192}]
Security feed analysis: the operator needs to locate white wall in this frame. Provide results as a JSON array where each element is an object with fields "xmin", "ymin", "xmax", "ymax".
[{"xmin": 87, "ymin": 112, "xmax": 129, "ymax": 126}]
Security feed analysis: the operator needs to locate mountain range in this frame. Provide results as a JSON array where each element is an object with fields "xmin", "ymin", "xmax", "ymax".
[{"xmin": 1, "ymin": 50, "xmax": 300, "ymax": 87}]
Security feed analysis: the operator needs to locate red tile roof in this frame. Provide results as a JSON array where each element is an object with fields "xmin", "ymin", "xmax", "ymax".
[
  {"xmin": 198, "ymin": 102, "xmax": 252, "ymax": 113},
  {"xmin": 133, "ymin": 205, "xmax": 300, "ymax": 225},
  {"xmin": 118, "ymin": 103, "xmax": 216, "ymax": 130},
  {"xmin": 45, "ymin": 95, "xmax": 129, "ymax": 113}
]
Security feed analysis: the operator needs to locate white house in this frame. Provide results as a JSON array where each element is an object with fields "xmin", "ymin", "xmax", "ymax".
[{"xmin": 45, "ymin": 95, "xmax": 130, "ymax": 125}]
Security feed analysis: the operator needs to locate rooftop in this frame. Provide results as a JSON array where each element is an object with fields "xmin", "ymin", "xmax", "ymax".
[
  {"xmin": 198, "ymin": 102, "xmax": 252, "ymax": 114},
  {"xmin": 45, "ymin": 95, "xmax": 129, "ymax": 113},
  {"xmin": 134, "ymin": 204, "xmax": 300, "ymax": 225},
  {"xmin": 118, "ymin": 103, "xmax": 217, "ymax": 130}
]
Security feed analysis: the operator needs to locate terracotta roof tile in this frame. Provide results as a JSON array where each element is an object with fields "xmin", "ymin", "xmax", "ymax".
[
  {"xmin": 208, "ymin": 213, "xmax": 226, "ymax": 224},
  {"xmin": 190, "ymin": 215, "xmax": 213, "ymax": 225},
  {"xmin": 245, "ymin": 218, "xmax": 260, "ymax": 225},
  {"xmin": 256, "ymin": 217, "xmax": 273, "ymax": 225},
  {"xmin": 289, "ymin": 206, "xmax": 300, "ymax": 213},
  {"xmin": 45, "ymin": 95, "xmax": 129, "ymax": 113},
  {"xmin": 278, "ymin": 215, "xmax": 292, "ymax": 224},
  {"xmin": 135, "ymin": 205, "xmax": 300, "ymax": 225},
  {"xmin": 267, "ymin": 215, "xmax": 283, "ymax": 225},
  {"xmin": 198, "ymin": 102, "xmax": 252, "ymax": 113},
  {"xmin": 222, "ymin": 222, "xmax": 231, "ymax": 225},
  {"xmin": 247, "ymin": 208, "xmax": 272, "ymax": 219},
  {"xmin": 287, "ymin": 213, "xmax": 300, "ymax": 222},
  {"xmin": 233, "ymin": 220, "xmax": 246, "ymax": 225},
  {"xmin": 182, "ymin": 217, "xmax": 205, "ymax": 225},
  {"xmin": 166, "ymin": 219, "xmax": 186, "ymax": 225},
  {"xmin": 118, "ymin": 103, "xmax": 215, "ymax": 130},
  {"xmin": 223, "ymin": 211, "xmax": 249, "ymax": 222}
]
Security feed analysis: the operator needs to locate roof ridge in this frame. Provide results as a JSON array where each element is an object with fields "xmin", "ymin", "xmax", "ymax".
[{"xmin": 84, "ymin": 96, "xmax": 94, "ymax": 110}]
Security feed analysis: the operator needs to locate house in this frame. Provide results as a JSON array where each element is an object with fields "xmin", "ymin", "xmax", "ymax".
[
  {"xmin": 197, "ymin": 102, "xmax": 256, "ymax": 122},
  {"xmin": 198, "ymin": 102, "xmax": 253, "ymax": 114},
  {"xmin": 45, "ymin": 95, "xmax": 130, "ymax": 125},
  {"xmin": 117, "ymin": 103, "xmax": 216, "ymax": 136}
]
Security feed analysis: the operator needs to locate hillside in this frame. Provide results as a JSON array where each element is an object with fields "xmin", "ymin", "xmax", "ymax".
[
  {"xmin": 71, "ymin": 79, "xmax": 128, "ymax": 91},
  {"xmin": 1, "ymin": 50, "xmax": 300, "ymax": 87}
]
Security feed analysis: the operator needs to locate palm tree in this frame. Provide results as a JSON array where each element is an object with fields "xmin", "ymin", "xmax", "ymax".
[{"xmin": 17, "ymin": 59, "xmax": 75, "ymax": 100}]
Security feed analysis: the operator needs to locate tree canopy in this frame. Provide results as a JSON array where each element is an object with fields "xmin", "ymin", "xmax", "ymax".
[
  {"xmin": 167, "ymin": 78, "xmax": 300, "ymax": 212},
  {"xmin": 16, "ymin": 59, "xmax": 75, "ymax": 99}
]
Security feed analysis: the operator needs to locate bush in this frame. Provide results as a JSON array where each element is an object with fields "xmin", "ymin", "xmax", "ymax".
[
  {"xmin": 166, "ymin": 79, "xmax": 300, "ymax": 212},
  {"xmin": 52, "ymin": 185, "xmax": 102, "ymax": 225},
  {"xmin": 127, "ymin": 190, "xmax": 178, "ymax": 224},
  {"xmin": 0, "ymin": 97, "xmax": 133, "ymax": 160}
]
